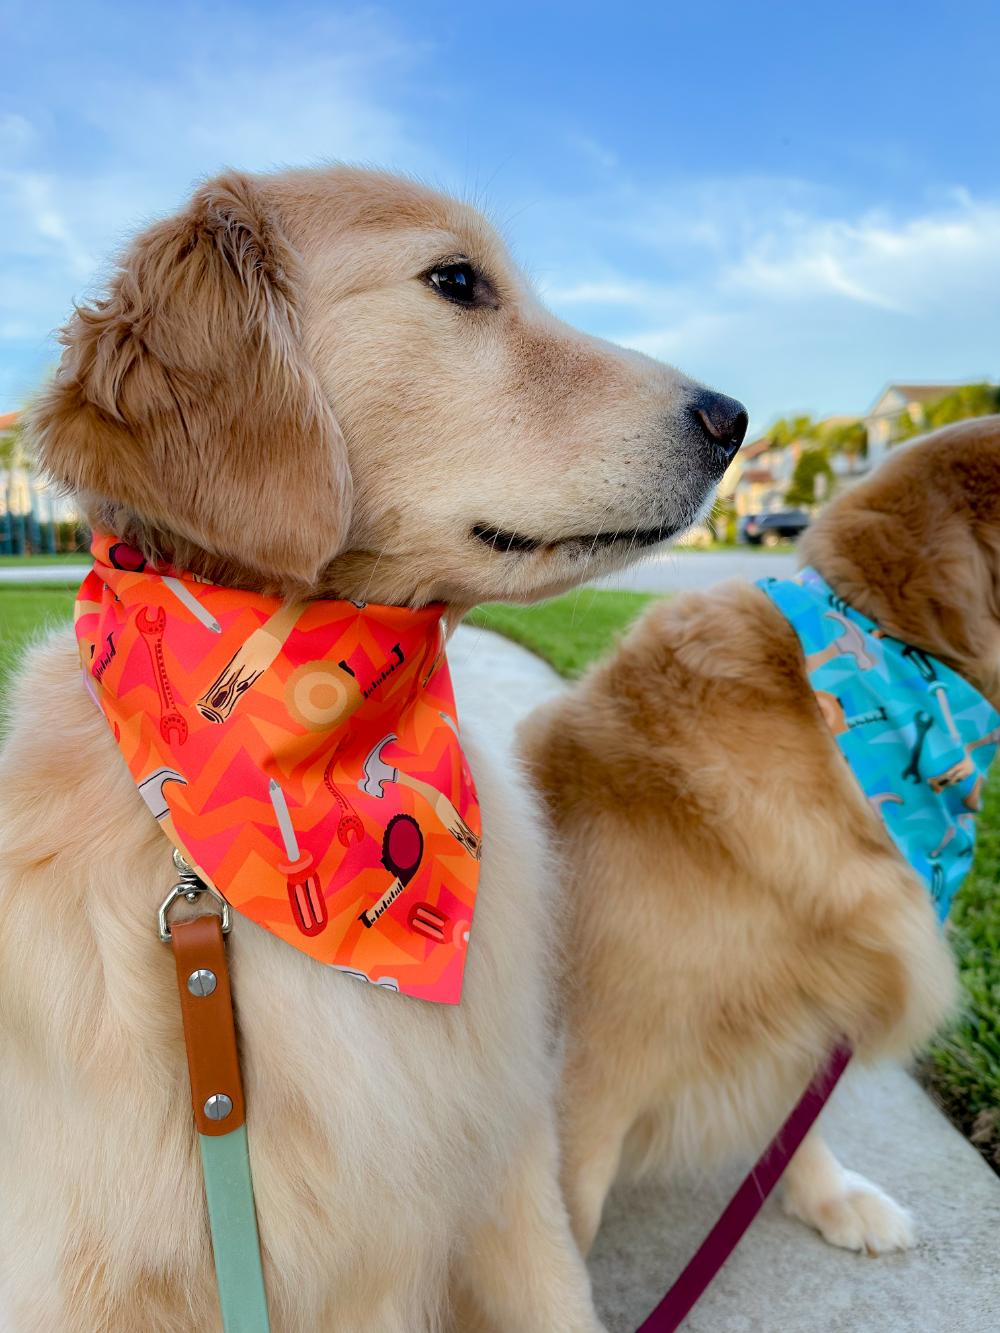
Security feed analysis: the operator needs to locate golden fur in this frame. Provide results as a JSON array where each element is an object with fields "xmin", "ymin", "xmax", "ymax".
[
  {"xmin": 0, "ymin": 167, "xmax": 735, "ymax": 1331},
  {"xmin": 520, "ymin": 418, "xmax": 1000, "ymax": 1259}
]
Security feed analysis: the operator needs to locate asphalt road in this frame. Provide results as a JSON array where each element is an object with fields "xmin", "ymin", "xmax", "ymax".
[{"xmin": 594, "ymin": 548, "xmax": 797, "ymax": 593}]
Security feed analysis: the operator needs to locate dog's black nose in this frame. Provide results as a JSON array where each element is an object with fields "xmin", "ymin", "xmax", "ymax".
[{"xmin": 690, "ymin": 391, "xmax": 749, "ymax": 462}]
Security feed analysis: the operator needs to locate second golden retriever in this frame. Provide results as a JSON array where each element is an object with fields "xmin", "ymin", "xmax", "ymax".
[{"xmin": 521, "ymin": 418, "xmax": 1000, "ymax": 1258}]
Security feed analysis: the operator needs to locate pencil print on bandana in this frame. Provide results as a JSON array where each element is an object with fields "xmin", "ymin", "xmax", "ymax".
[{"xmin": 75, "ymin": 535, "xmax": 482, "ymax": 1004}]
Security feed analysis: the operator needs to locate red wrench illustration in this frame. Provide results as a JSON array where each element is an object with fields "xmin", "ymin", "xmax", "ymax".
[{"xmin": 136, "ymin": 606, "xmax": 188, "ymax": 744}]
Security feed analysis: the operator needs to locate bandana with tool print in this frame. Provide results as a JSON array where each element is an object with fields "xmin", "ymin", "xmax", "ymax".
[
  {"xmin": 759, "ymin": 567, "xmax": 1000, "ymax": 919},
  {"xmin": 76, "ymin": 535, "xmax": 482, "ymax": 1003}
]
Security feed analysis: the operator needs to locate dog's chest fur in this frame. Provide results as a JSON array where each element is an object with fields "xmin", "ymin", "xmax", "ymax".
[{"xmin": 0, "ymin": 630, "xmax": 559, "ymax": 1329}]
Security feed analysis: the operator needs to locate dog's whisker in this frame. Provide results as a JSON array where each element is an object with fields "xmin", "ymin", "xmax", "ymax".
[{"xmin": 361, "ymin": 546, "xmax": 387, "ymax": 602}]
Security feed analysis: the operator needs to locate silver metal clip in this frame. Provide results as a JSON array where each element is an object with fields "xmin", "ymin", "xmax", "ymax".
[{"xmin": 157, "ymin": 848, "xmax": 233, "ymax": 943}]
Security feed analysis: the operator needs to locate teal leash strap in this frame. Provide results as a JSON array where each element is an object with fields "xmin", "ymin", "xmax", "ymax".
[
  {"xmin": 199, "ymin": 1127, "xmax": 270, "ymax": 1332},
  {"xmin": 160, "ymin": 857, "xmax": 271, "ymax": 1333}
]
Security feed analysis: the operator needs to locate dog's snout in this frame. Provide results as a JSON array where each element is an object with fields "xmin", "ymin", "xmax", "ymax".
[{"xmin": 690, "ymin": 391, "xmax": 749, "ymax": 462}]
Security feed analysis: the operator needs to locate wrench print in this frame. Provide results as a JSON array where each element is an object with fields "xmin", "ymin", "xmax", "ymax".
[{"xmin": 136, "ymin": 606, "xmax": 188, "ymax": 744}]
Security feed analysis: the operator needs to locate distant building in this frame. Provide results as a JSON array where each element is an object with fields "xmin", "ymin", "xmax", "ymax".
[
  {"xmin": 728, "ymin": 415, "xmax": 859, "ymax": 519},
  {"xmin": 863, "ymin": 383, "xmax": 960, "ymax": 466},
  {"xmin": 0, "ymin": 410, "xmax": 81, "ymax": 554},
  {"xmin": 728, "ymin": 435, "xmax": 803, "ymax": 519}
]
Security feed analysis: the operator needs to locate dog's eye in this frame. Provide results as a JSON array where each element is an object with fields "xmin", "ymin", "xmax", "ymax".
[{"xmin": 426, "ymin": 262, "xmax": 492, "ymax": 308}]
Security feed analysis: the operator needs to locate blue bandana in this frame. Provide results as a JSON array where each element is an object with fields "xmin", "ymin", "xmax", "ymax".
[{"xmin": 758, "ymin": 568, "xmax": 1000, "ymax": 919}]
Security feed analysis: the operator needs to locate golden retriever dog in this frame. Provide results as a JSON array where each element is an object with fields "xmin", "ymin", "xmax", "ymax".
[
  {"xmin": 520, "ymin": 418, "xmax": 1000, "ymax": 1261},
  {"xmin": 0, "ymin": 166, "xmax": 747, "ymax": 1332}
]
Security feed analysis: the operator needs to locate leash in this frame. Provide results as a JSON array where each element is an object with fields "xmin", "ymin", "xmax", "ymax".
[
  {"xmin": 159, "ymin": 852, "xmax": 271, "ymax": 1332},
  {"xmin": 637, "ymin": 1044, "xmax": 853, "ymax": 1332},
  {"xmin": 156, "ymin": 840, "xmax": 847, "ymax": 1333}
]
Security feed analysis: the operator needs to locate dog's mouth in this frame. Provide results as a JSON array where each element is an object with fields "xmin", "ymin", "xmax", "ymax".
[{"xmin": 471, "ymin": 522, "xmax": 679, "ymax": 556}]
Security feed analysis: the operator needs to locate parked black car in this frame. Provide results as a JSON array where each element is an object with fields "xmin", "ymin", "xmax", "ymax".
[{"xmin": 740, "ymin": 510, "xmax": 811, "ymax": 546}]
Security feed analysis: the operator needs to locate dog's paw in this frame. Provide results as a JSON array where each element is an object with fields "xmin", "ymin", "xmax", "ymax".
[{"xmin": 783, "ymin": 1170, "xmax": 915, "ymax": 1255}]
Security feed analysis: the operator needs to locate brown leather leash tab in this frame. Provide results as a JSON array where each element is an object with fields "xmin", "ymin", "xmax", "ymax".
[{"xmin": 170, "ymin": 915, "xmax": 246, "ymax": 1136}]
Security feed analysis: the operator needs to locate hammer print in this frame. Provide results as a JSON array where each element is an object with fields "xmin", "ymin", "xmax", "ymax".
[
  {"xmin": 805, "ymin": 612, "xmax": 877, "ymax": 672},
  {"xmin": 360, "ymin": 734, "xmax": 482, "ymax": 859}
]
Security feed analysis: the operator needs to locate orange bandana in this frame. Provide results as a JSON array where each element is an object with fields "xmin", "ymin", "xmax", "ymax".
[{"xmin": 75, "ymin": 536, "xmax": 482, "ymax": 1004}]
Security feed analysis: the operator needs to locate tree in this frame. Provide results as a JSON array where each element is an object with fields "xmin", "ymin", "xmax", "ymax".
[
  {"xmin": 820, "ymin": 418, "xmax": 867, "ymax": 459},
  {"xmin": 767, "ymin": 413, "xmax": 817, "ymax": 448},
  {"xmin": 785, "ymin": 447, "xmax": 834, "ymax": 509},
  {"xmin": 894, "ymin": 382, "xmax": 1000, "ymax": 441},
  {"xmin": 0, "ymin": 419, "xmax": 27, "ymax": 471}
]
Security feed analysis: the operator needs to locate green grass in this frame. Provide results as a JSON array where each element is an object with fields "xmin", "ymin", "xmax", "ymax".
[
  {"xmin": 919, "ymin": 774, "xmax": 1000, "ymax": 1168},
  {"xmin": 0, "ymin": 552, "xmax": 88, "ymax": 566},
  {"xmin": 467, "ymin": 590, "xmax": 655, "ymax": 678},
  {"xmin": 2, "ymin": 579, "xmax": 997, "ymax": 1165},
  {"xmin": 0, "ymin": 585, "xmax": 77, "ymax": 688}
]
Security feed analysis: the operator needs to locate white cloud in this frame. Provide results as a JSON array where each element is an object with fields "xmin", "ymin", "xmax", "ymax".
[
  {"xmin": 0, "ymin": 8, "xmax": 436, "ymax": 408},
  {"xmin": 529, "ymin": 182, "xmax": 1000, "ymax": 428},
  {"xmin": 567, "ymin": 134, "xmax": 619, "ymax": 172}
]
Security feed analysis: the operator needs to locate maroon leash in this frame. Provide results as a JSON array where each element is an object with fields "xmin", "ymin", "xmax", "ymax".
[{"xmin": 636, "ymin": 1044, "xmax": 853, "ymax": 1332}]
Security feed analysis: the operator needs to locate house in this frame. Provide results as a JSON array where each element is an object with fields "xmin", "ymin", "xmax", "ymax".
[
  {"xmin": 0, "ymin": 410, "xmax": 81, "ymax": 553},
  {"xmin": 728, "ymin": 435, "xmax": 803, "ymax": 519},
  {"xmin": 864, "ymin": 383, "xmax": 960, "ymax": 466}
]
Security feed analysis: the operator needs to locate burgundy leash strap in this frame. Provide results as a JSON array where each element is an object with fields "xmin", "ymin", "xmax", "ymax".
[{"xmin": 636, "ymin": 1043, "xmax": 853, "ymax": 1332}]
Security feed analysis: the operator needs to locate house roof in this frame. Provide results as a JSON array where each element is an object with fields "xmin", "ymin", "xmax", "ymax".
[
  {"xmin": 866, "ymin": 383, "xmax": 961, "ymax": 417},
  {"xmin": 741, "ymin": 436, "xmax": 773, "ymax": 460},
  {"xmin": 885, "ymin": 384, "xmax": 958, "ymax": 401},
  {"xmin": 739, "ymin": 468, "xmax": 774, "ymax": 485},
  {"xmin": 817, "ymin": 414, "xmax": 861, "ymax": 429},
  {"xmin": 0, "ymin": 410, "xmax": 19, "ymax": 432}
]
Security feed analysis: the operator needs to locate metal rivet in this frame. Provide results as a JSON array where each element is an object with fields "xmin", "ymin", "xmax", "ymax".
[
  {"xmin": 204, "ymin": 1093, "xmax": 233, "ymax": 1121},
  {"xmin": 187, "ymin": 968, "xmax": 217, "ymax": 997}
]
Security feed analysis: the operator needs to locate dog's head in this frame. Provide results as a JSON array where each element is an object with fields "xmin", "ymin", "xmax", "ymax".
[
  {"xmin": 30, "ymin": 166, "xmax": 746, "ymax": 604},
  {"xmin": 798, "ymin": 415, "xmax": 1000, "ymax": 703}
]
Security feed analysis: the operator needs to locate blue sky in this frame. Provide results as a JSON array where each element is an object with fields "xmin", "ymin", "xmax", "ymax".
[{"xmin": 3, "ymin": 0, "xmax": 999, "ymax": 434}]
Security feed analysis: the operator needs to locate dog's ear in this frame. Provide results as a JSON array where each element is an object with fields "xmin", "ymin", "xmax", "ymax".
[{"xmin": 30, "ymin": 170, "xmax": 351, "ymax": 590}]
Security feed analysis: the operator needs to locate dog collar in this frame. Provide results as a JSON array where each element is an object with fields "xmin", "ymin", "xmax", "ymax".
[
  {"xmin": 759, "ymin": 567, "xmax": 999, "ymax": 918},
  {"xmin": 75, "ymin": 535, "xmax": 482, "ymax": 1003}
]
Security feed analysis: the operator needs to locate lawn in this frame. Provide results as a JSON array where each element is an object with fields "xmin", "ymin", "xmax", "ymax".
[
  {"xmin": 0, "ymin": 584, "xmax": 77, "ymax": 692},
  {"xmin": 1, "ymin": 581, "xmax": 997, "ymax": 1167},
  {"xmin": 0, "ymin": 552, "xmax": 89, "ymax": 565},
  {"xmin": 467, "ymin": 590, "xmax": 654, "ymax": 677}
]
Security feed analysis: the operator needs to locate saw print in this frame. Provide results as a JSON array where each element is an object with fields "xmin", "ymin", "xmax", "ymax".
[
  {"xmin": 75, "ymin": 535, "xmax": 482, "ymax": 1004},
  {"xmin": 760, "ymin": 567, "xmax": 999, "ymax": 920}
]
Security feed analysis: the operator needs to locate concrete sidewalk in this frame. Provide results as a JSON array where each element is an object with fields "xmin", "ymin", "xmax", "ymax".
[
  {"xmin": 451, "ymin": 624, "xmax": 1000, "ymax": 1333},
  {"xmin": 0, "ymin": 548, "xmax": 791, "ymax": 592}
]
